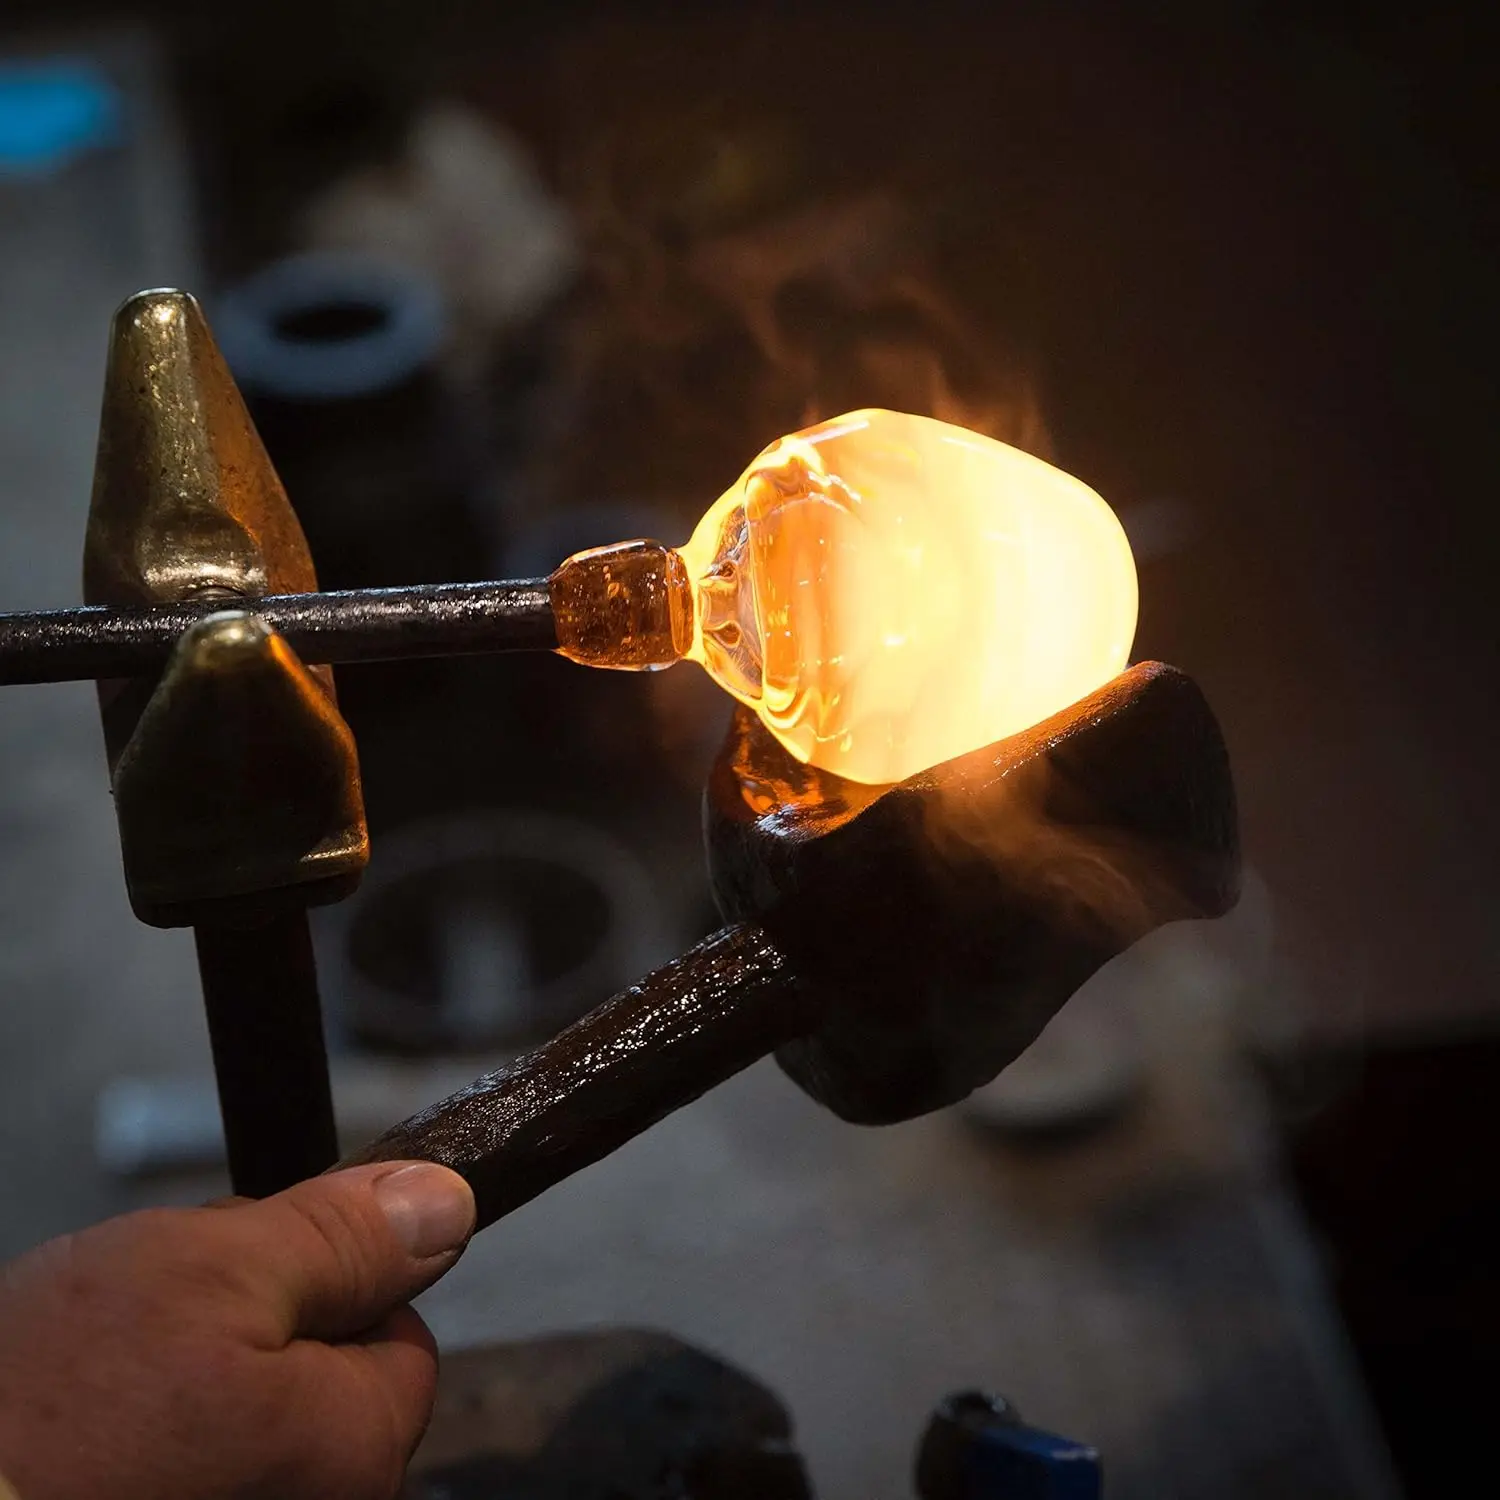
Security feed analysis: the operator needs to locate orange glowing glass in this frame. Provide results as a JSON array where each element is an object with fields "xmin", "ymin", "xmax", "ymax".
[{"xmin": 552, "ymin": 409, "xmax": 1138, "ymax": 785}]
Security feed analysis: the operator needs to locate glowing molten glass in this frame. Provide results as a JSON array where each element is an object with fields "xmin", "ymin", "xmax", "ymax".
[
  {"xmin": 551, "ymin": 409, "xmax": 1138, "ymax": 785},
  {"xmin": 679, "ymin": 409, "xmax": 1137, "ymax": 784}
]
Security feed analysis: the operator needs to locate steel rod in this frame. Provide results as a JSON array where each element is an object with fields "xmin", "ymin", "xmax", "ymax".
[
  {"xmin": 194, "ymin": 911, "xmax": 340, "ymax": 1198},
  {"xmin": 0, "ymin": 579, "xmax": 556, "ymax": 685}
]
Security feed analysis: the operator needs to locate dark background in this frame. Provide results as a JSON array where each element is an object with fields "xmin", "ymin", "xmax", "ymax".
[{"xmin": 2, "ymin": 3, "xmax": 1497, "ymax": 1496}]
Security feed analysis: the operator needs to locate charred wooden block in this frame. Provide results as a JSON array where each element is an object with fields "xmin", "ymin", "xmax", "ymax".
[{"xmin": 706, "ymin": 660, "xmax": 1239, "ymax": 1123}]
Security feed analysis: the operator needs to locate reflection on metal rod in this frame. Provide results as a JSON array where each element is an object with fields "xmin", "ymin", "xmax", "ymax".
[{"xmin": 0, "ymin": 579, "xmax": 557, "ymax": 685}]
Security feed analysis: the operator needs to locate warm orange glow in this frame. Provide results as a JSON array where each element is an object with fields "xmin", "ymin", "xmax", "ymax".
[{"xmin": 678, "ymin": 409, "xmax": 1138, "ymax": 784}]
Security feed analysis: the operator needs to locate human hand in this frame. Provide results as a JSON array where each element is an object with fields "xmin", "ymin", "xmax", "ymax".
[{"xmin": 0, "ymin": 1161, "xmax": 475, "ymax": 1500}]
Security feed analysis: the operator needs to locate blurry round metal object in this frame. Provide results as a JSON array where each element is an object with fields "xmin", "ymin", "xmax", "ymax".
[
  {"xmin": 215, "ymin": 252, "xmax": 445, "ymax": 402},
  {"xmin": 330, "ymin": 810, "xmax": 665, "ymax": 1054},
  {"xmin": 214, "ymin": 252, "xmax": 493, "ymax": 599}
]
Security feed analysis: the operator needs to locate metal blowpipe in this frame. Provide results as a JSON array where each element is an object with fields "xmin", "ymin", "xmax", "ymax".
[{"xmin": 0, "ymin": 580, "xmax": 558, "ymax": 685}]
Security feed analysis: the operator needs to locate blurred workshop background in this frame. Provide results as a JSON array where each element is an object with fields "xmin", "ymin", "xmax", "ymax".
[{"xmin": 2, "ymin": 3, "xmax": 1496, "ymax": 1497}]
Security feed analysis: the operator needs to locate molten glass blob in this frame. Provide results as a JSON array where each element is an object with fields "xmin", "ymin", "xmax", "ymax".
[{"xmin": 552, "ymin": 409, "xmax": 1138, "ymax": 785}]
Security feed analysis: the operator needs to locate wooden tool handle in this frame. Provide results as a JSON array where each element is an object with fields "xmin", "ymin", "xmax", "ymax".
[{"xmin": 341, "ymin": 924, "xmax": 811, "ymax": 1230}]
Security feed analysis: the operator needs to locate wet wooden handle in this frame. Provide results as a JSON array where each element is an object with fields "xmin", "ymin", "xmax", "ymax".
[{"xmin": 341, "ymin": 924, "xmax": 812, "ymax": 1230}]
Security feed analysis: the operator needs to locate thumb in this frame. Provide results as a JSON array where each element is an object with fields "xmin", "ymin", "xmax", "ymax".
[{"xmin": 221, "ymin": 1161, "xmax": 475, "ymax": 1342}]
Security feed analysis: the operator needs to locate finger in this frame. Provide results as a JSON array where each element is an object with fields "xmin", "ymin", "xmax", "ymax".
[
  {"xmin": 286, "ymin": 1305, "xmax": 441, "ymax": 1491},
  {"xmin": 354, "ymin": 1302, "xmax": 439, "ymax": 1362},
  {"xmin": 346, "ymin": 1303, "xmax": 441, "ymax": 1429},
  {"xmin": 218, "ymin": 1161, "xmax": 474, "ymax": 1342}
]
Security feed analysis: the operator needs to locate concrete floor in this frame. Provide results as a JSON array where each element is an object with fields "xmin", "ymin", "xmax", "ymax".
[{"xmin": 0, "ymin": 27, "xmax": 1401, "ymax": 1500}]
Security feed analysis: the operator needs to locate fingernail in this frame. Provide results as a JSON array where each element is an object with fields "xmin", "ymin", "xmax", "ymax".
[{"xmin": 373, "ymin": 1163, "xmax": 476, "ymax": 1259}]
